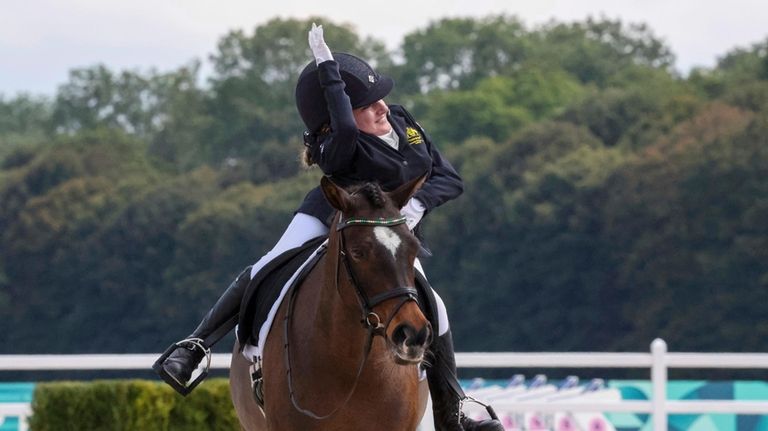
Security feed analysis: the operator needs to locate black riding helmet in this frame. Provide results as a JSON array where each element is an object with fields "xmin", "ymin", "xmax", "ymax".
[{"xmin": 295, "ymin": 52, "xmax": 394, "ymax": 134}]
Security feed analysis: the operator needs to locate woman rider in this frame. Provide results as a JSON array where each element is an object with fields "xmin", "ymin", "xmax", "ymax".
[{"xmin": 154, "ymin": 24, "xmax": 503, "ymax": 431}]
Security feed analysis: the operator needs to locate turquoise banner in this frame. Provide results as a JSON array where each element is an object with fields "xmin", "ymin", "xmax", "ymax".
[
  {"xmin": 0, "ymin": 383, "xmax": 33, "ymax": 431},
  {"xmin": 607, "ymin": 380, "xmax": 768, "ymax": 431}
]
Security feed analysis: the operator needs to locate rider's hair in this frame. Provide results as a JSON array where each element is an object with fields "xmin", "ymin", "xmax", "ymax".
[{"xmin": 301, "ymin": 147, "xmax": 315, "ymax": 168}]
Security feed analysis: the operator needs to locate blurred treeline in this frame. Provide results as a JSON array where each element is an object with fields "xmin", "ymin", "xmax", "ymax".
[{"xmin": 1, "ymin": 16, "xmax": 767, "ymax": 355}]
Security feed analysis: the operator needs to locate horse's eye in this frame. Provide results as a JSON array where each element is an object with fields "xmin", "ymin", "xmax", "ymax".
[{"xmin": 349, "ymin": 247, "xmax": 367, "ymax": 260}]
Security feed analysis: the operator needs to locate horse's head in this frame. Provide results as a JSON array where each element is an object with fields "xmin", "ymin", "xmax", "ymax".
[{"xmin": 321, "ymin": 175, "xmax": 432, "ymax": 365}]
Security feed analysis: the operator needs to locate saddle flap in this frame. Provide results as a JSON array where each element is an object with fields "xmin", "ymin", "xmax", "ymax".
[{"xmin": 236, "ymin": 235, "xmax": 328, "ymax": 349}]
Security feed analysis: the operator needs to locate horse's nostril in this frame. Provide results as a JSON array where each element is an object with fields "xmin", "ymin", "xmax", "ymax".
[
  {"xmin": 392, "ymin": 323, "xmax": 431, "ymax": 348},
  {"xmin": 413, "ymin": 324, "xmax": 430, "ymax": 347},
  {"xmin": 392, "ymin": 324, "xmax": 412, "ymax": 346}
]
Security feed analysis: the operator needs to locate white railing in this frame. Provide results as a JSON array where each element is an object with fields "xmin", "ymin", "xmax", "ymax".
[
  {"xmin": 2, "ymin": 338, "xmax": 768, "ymax": 431},
  {"xmin": 454, "ymin": 339, "xmax": 768, "ymax": 431}
]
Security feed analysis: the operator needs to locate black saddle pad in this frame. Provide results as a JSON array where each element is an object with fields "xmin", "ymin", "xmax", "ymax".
[{"xmin": 236, "ymin": 236, "xmax": 327, "ymax": 351}]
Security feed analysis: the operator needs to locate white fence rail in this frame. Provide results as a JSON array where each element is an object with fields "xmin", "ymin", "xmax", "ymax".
[{"xmin": 2, "ymin": 338, "xmax": 768, "ymax": 431}]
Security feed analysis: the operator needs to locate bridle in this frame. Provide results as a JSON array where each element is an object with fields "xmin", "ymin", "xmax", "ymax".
[
  {"xmin": 336, "ymin": 214, "xmax": 420, "ymax": 334},
  {"xmin": 284, "ymin": 212, "xmax": 421, "ymax": 420}
]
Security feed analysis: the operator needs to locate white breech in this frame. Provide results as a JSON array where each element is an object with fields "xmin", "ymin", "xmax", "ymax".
[
  {"xmin": 249, "ymin": 212, "xmax": 329, "ymax": 280},
  {"xmin": 250, "ymin": 212, "xmax": 450, "ymax": 336}
]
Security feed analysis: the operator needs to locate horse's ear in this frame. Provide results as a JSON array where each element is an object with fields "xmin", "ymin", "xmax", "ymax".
[
  {"xmin": 320, "ymin": 176, "xmax": 352, "ymax": 212},
  {"xmin": 389, "ymin": 172, "xmax": 428, "ymax": 209}
]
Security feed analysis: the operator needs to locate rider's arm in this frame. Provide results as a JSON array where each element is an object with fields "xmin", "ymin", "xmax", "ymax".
[
  {"xmin": 308, "ymin": 60, "xmax": 360, "ymax": 175},
  {"xmin": 414, "ymin": 139, "xmax": 464, "ymax": 213}
]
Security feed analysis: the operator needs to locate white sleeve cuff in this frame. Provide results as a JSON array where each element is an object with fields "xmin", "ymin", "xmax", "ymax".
[{"xmin": 408, "ymin": 197, "xmax": 426, "ymax": 213}]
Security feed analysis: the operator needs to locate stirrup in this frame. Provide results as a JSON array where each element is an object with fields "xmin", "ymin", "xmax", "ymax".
[
  {"xmin": 460, "ymin": 395, "xmax": 499, "ymax": 421},
  {"xmin": 152, "ymin": 338, "xmax": 211, "ymax": 396}
]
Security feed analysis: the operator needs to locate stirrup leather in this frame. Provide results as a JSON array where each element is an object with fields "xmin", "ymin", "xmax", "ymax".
[
  {"xmin": 152, "ymin": 338, "xmax": 211, "ymax": 396},
  {"xmin": 250, "ymin": 360, "xmax": 265, "ymax": 408}
]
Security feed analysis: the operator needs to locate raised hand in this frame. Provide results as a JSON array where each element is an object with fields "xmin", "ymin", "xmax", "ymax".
[{"xmin": 308, "ymin": 23, "xmax": 333, "ymax": 65}]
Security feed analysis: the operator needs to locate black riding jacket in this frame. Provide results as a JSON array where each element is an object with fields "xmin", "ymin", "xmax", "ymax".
[{"xmin": 296, "ymin": 60, "xmax": 463, "ymax": 226}]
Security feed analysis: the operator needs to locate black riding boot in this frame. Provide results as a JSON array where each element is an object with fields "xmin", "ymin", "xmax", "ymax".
[
  {"xmin": 427, "ymin": 330, "xmax": 504, "ymax": 431},
  {"xmin": 153, "ymin": 266, "xmax": 252, "ymax": 395}
]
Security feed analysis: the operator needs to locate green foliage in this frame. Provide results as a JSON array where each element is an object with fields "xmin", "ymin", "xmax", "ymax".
[
  {"xmin": 600, "ymin": 104, "xmax": 768, "ymax": 350},
  {"xmin": 0, "ymin": 94, "xmax": 51, "ymax": 139},
  {"xmin": 29, "ymin": 379, "xmax": 238, "ymax": 431},
  {"xmin": 716, "ymin": 37, "xmax": 768, "ymax": 81},
  {"xmin": 425, "ymin": 122, "xmax": 629, "ymax": 350},
  {"xmin": 415, "ymin": 68, "xmax": 584, "ymax": 145},
  {"xmin": 2, "ymin": 15, "xmax": 768, "ymax": 355},
  {"xmin": 51, "ymin": 63, "xmax": 205, "ymax": 141},
  {"xmin": 560, "ymin": 69, "xmax": 700, "ymax": 149},
  {"xmin": 394, "ymin": 15, "xmax": 674, "ymax": 99},
  {"xmin": 416, "ymin": 85, "xmax": 531, "ymax": 145},
  {"xmin": 395, "ymin": 15, "xmax": 529, "ymax": 94},
  {"xmin": 530, "ymin": 17, "xmax": 675, "ymax": 86},
  {"xmin": 688, "ymin": 38, "xmax": 768, "ymax": 103}
]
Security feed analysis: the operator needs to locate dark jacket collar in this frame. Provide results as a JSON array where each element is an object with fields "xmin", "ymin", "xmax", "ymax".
[{"xmin": 387, "ymin": 108, "xmax": 408, "ymax": 148}]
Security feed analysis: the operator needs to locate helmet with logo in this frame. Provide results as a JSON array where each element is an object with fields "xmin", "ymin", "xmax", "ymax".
[{"xmin": 295, "ymin": 52, "xmax": 394, "ymax": 133}]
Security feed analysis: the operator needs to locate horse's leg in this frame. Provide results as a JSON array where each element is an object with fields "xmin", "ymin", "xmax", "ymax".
[{"xmin": 230, "ymin": 341, "xmax": 267, "ymax": 431}]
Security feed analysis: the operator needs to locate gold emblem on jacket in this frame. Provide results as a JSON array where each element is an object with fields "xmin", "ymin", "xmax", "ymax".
[{"xmin": 406, "ymin": 127, "xmax": 424, "ymax": 145}]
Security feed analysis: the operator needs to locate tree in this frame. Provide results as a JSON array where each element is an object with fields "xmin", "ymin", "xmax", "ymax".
[
  {"xmin": 395, "ymin": 15, "xmax": 529, "ymax": 94},
  {"xmin": 51, "ymin": 63, "xmax": 207, "ymax": 146},
  {"xmin": 716, "ymin": 37, "xmax": 768, "ymax": 82},
  {"xmin": 0, "ymin": 130, "xmax": 158, "ymax": 352},
  {"xmin": 530, "ymin": 17, "xmax": 675, "ymax": 86},
  {"xmin": 413, "ymin": 67, "xmax": 584, "ymax": 146},
  {"xmin": 0, "ymin": 95, "xmax": 52, "ymax": 161},
  {"xmin": 560, "ymin": 67, "xmax": 700, "ymax": 149},
  {"xmin": 690, "ymin": 38, "xmax": 768, "ymax": 111},
  {"xmin": 0, "ymin": 94, "xmax": 51, "ymax": 136},
  {"xmin": 600, "ymin": 104, "xmax": 768, "ymax": 350},
  {"xmin": 426, "ymin": 122, "xmax": 629, "ymax": 351}
]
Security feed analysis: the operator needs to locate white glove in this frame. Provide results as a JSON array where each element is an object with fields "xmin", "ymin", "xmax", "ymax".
[
  {"xmin": 308, "ymin": 23, "xmax": 333, "ymax": 65},
  {"xmin": 400, "ymin": 198, "xmax": 426, "ymax": 230}
]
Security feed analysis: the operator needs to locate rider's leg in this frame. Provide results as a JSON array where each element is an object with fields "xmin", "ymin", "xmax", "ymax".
[
  {"xmin": 154, "ymin": 213, "xmax": 328, "ymax": 394},
  {"xmin": 417, "ymin": 262, "xmax": 504, "ymax": 431}
]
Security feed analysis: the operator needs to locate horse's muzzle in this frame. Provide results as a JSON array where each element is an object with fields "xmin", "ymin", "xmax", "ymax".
[{"xmin": 391, "ymin": 322, "xmax": 432, "ymax": 365}]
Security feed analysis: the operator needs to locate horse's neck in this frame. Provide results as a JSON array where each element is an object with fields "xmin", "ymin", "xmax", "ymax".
[{"xmin": 313, "ymin": 243, "xmax": 369, "ymax": 357}]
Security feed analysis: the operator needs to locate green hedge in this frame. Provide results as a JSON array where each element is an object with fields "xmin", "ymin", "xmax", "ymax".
[{"xmin": 29, "ymin": 379, "xmax": 240, "ymax": 431}]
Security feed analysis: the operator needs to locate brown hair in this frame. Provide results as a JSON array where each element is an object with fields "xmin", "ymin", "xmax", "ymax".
[
  {"xmin": 301, "ymin": 124, "xmax": 331, "ymax": 168},
  {"xmin": 301, "ymin": 147, "xmax": 316, "ymax": 168}
]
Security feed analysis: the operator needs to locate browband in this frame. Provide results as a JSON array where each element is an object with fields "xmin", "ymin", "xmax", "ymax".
[{"xmin": 336, "ymin": 215, "xmax": 407, "ymax": 231}]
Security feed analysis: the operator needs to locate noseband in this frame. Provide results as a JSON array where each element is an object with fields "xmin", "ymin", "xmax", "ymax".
[{"xmin": 284, "ymin": 213, "xmax": 422, "ymax": 420}]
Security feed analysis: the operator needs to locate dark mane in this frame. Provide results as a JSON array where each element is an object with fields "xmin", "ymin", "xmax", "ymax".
[{"xmin": 350, "ymin": 182, "xmax": 386, "ymax": 209}]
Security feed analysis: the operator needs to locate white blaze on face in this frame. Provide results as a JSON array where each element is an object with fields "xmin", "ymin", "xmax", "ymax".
[{"xmin": 373, "ymin": 226, "xmax": 401, "ymax": 258}]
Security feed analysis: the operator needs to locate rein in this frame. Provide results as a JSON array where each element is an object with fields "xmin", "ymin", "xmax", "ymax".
[{"xmin": 283, "ymin": 213, "xmax": 419, "ymax": 420}]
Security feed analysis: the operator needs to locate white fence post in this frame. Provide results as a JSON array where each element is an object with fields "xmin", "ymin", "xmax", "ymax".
[{"xmin": 652, "ymin": 338, "xmax": 668, "ymax": 431}]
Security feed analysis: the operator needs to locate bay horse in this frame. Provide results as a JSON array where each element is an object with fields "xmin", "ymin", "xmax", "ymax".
[{"xmin": 230, "ymin": 175, "xmax": 432, "ymax": 430}]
